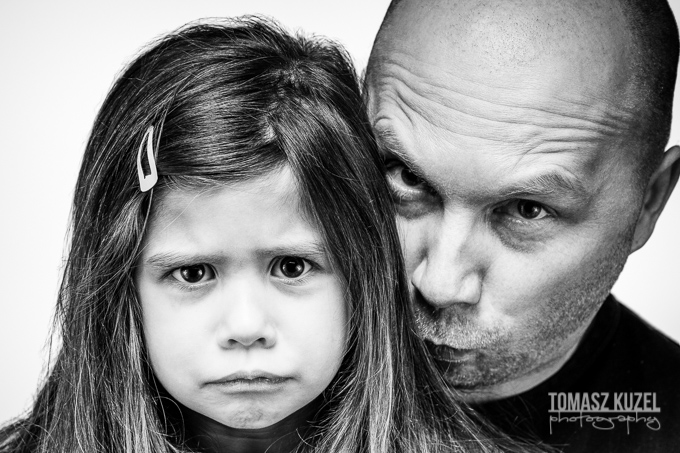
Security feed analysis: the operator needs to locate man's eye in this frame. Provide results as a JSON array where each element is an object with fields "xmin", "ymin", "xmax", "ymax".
[
  {"xmin": 271, "ymin": 256, "xmax": 312, "ymax": 280},
  {"xmin": 385, "ymin": 161, "xmax": 432, "ymax": 197},
  {"xmin": 501, "ymin": 200, "xmax": 551, "ymax": 220},
  {"xmin": 397, "ymin": 166, "xmax": 424, "ymax": 187},
  {"xmin": 172, "ymin": 264, "xmax": 214, "ymax": 284}
]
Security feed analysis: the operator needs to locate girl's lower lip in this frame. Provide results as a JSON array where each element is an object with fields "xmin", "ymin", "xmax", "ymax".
[{"xmin": 209, "ymin": 377, "xmax": 290, "ymax": 392}]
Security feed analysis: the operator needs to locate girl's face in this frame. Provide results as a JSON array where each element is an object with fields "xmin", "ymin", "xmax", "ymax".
[{"xmin": 136, "ymin": 167, "xmax": 346, "ymax": 429}]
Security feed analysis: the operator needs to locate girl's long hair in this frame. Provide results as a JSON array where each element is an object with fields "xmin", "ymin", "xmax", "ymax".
[{"xmin": 0, "ymin": 18, "xmax": 546, "ymax": 453}]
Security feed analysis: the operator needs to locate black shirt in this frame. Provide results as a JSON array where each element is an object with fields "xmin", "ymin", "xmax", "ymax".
[
  {"xmin": 166, "ymin": 396, "xmax": 322, "ymax": 453},
  {"xmin": 475, "ymin": 295, "xmax": 680, "ymax": 452}
]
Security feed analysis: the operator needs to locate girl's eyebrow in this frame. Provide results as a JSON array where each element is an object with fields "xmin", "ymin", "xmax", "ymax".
[
  {"xmin": 260, "ymin": 242, "xmax": 328, "ymax": 260},
  {"xmin": 145, "ymin": 252, "xmax": 227, "ymax": 269},
  {"xmin": 144, "ymin": 241, "xmax": 328, "ymax": 269}
]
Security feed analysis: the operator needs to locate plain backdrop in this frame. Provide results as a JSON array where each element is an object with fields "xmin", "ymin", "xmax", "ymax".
[{"xmin": 1, "ymin": 0, "xmax": 679, "ymax": 424}]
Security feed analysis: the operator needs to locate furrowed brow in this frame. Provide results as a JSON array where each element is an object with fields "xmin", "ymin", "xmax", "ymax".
[
  {"xmin": 375, "ymin": 126, "xmax": 429, "ymax": 178},
  {"xmin": 145, "ymin": 252, "xmax": 225, "ymax": 269},
  {"xmin": 260, "ymin": 242, "xmax": 328, "ymax": 260},
  {"xmin": 144, "ymin": 242, "xmax": 328, "ymax": 269},
  {"xmin": 501, "ymin": 172, "xmax": 590, "ymax": 202}
]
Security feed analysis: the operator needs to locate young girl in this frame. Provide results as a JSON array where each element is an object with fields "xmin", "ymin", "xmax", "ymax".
[{"xmin": 0, "ymin": 18, "xmax": 546, "ymax": 453}]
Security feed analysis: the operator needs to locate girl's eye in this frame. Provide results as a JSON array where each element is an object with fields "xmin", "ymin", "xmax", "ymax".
[
  {"xmin": 272, "ymin": 256, "xmax": 311, "ymax": 280},
  {"xmin": 172, "ymin": 264, "xmax": 214, "ymax": 284}
]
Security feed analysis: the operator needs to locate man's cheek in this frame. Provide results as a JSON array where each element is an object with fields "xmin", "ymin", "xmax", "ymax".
[
  {"xmin": 485, "ymin": 251, "xmax": 577, "ymax": 318},
  {"xmin": 398, "ymin": 219, "xmax": 430, "ymax": 275}
]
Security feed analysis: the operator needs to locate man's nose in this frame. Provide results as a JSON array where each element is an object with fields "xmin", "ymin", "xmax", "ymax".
[
  {"xmin": 410, "ymin": 212, "xmax": 485, "ymax": 309},
  {"xmin": 216, "ymin": 277, "xmax": 276, "ymax": 349}
]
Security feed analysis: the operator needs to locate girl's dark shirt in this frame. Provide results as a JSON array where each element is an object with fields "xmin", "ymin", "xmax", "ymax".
[
  {"xmin": 170, "ymin": 397, "xmax": 322, "ymax": 453},
  {"xmin": 474, "ymin": 295, "xmax": 680, "ymax": 452}
]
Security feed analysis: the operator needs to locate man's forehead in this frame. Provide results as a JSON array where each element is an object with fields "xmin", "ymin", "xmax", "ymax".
[
  {"xmin": 367, "ymin": 0, "xmax": 644, "ymax": 185},
  {"xmin": 369, "ymin": 53, "xmax": 636, "ymax": 147},
  {"xmin": 375, "ymin": 117, "xmax": 601, "ymax": 189},
  {"xmin": 380, "ymin": 143, "xmax": 604, "ymax": 215},
  {"xmin": 369, "ymin": 63, "xmax": 637, "ymax": 194}
]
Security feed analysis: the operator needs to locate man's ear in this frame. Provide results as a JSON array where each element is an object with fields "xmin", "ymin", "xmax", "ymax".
[{"xmin": 631, "ymin": 145, "xmax": 680, "ymax": 252}]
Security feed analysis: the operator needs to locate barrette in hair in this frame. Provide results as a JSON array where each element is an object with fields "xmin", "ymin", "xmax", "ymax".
[{"xmin": 137, "ymin": 125, "xmax": 158, "ymax": 192}]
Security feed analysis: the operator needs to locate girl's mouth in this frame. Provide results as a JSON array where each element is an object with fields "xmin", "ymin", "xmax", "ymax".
[{"xmin": 205, "ymin": 371, "xmax": 291, "ymax": 392}]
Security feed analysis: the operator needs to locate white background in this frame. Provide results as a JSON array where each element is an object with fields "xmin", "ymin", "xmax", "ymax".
[{"xmin": 1, "ymin": 0, "xmax": 678, "ymax": 424}]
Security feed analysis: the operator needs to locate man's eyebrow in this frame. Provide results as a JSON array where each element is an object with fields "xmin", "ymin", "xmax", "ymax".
[
  {"xmin": 375, "ymin": 125, "xmax": 589, "ymax": 202},
  {"xmin": 374, "ymin": 127, "xmax": 428, "ymax": 176},
  {"xmin": 499, "ymin": 172, "xmax": 590, "ymax": 202}
]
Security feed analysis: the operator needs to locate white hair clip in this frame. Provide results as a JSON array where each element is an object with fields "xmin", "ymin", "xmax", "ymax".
[{"xmin": 137, "ymin": 125, "xmax": 158, "ymax": 192}]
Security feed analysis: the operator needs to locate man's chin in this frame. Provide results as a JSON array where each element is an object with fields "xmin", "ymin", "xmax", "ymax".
[
  {"xmin": 423, "ymin": 339, "xmax": 524, "ymax": 393},
  {"xmin": 433, "ymin": 357, "xmax": 508, "ymax": 391},
  {"xmin": 434, "ymin": 363, "xmax": 511, "ymax": 403}
]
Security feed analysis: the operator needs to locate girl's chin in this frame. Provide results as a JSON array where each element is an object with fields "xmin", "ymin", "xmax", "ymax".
[{"xmin": 200, "ymin": 402, "xmax": 298, "ymax": 430}]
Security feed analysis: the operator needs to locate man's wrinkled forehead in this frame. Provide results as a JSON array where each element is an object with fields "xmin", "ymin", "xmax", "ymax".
[
  {"xmin": 369, "ymin": 55, "xmax": 635, "ymax": 149},
  {"xmin": 367, "ymin": 0, "xmax": 642, "ymax": 162}
]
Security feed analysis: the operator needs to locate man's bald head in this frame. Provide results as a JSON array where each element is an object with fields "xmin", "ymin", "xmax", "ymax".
[
  {"xmin": 368, "ymin": 0, "xmax": 678, "ymax": 182},
  {"xmin": 366, "ymin": 0, "xmax": 680, "ymax": 399}
]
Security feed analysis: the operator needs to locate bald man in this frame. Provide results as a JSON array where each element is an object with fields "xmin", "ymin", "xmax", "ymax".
[{"xmin": 366, "ymin": 0, "xmax": 680, "ymax": 450}]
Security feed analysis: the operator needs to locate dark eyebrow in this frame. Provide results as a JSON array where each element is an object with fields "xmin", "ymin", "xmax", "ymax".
[
  {"xmin": 144, "ymin": 242, "xmax": 329, "ymax": 269},
  {"xmin": 145, "ymin": 252, "xmax": 226, "ymax": 270},
  {"xmin": 260, "ymin": 243, "xmax": 328, "ymax": 260},
  {"xmin": 374, "ymin": 126, "xmax": 430, "ymax": 179},
  {"xmin": 375, "ymin": 125, "xmax": 589, "ymax": 203},
  {"xmin": 499, "ymin": 172, "xmax": 590, "ymax": 202}
]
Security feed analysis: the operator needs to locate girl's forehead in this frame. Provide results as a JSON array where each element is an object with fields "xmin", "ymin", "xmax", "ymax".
[
  {"xmin": 154, "ymin": 167, "xmax": 302, "ymax": 219},
  {"xmin": 143, "ymin": 167, "xmax": 324, "ymax": 257}
]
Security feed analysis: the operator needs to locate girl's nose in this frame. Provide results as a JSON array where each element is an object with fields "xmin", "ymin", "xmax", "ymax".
[{"xmin": 216, "ymin": 279, "xmax": 276, "ymax": 349}]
